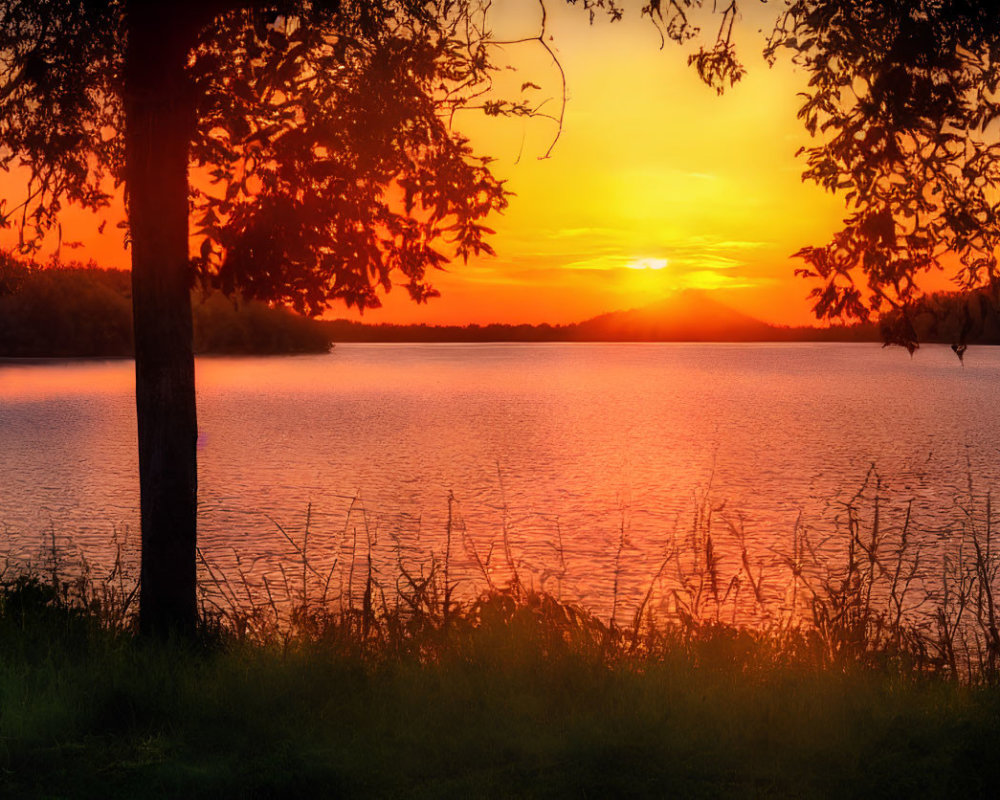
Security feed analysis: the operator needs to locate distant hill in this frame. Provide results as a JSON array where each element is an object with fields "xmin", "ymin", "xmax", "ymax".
[{"xmin": 570, "ymin": 290, "xmax": 782, "ymax": 341}]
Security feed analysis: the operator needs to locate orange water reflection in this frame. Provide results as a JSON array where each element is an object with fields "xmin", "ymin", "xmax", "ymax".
[{"xmin": 2, "ymin": 343, "xmax": 999, "ymax": 623}]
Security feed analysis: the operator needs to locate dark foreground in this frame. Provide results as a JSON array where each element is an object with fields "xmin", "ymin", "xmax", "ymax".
[{"xmin": 1, "ymin": 577, "xmax": 999, "ymax": 799}]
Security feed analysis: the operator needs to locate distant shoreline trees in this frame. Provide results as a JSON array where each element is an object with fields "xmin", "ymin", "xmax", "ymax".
[{"xmin": 0, "ymin": 259, "xmax": 332, "ymax": 357}]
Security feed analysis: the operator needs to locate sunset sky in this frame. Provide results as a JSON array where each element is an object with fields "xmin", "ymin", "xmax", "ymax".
[
  {"xmin": 395, "ymin": 0, "xmax": 850, "ymax": 328},
  {"xmin": 2, "ymin": 1, "xmax": 866, "ymax": 327}
]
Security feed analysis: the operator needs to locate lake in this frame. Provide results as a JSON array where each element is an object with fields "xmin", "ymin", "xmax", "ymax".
[{"xmin": 2, "ymin": 342, "xmax": 999, "ymax": 622}]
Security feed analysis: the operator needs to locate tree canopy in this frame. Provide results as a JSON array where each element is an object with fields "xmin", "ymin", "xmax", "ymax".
[
  {"xmin": 765, "ymin": 0, "xmax": 1000, "ymax": 350},
  {"xmin": 0, "ymin": 1, "xmax": 518, "ymax": 312}
]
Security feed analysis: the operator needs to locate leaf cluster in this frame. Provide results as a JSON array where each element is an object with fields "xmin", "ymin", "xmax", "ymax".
[
  {"xmin": 190, "ymin": 2, "xmax": 510, "ymax": 314},
  {"xmin": 0, "ymin": 0, "xmax": 122, "ymax": 250},
  {"xmin": 0, "ymin": 1, "xmax": 514, "ymax": 316},
  {"xmin": 767, "ymin": 0, "xmax": 1000, "ymax": 350}
]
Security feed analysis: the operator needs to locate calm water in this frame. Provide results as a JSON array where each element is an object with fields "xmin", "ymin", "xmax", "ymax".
[{"xmin": 2, "ymin": 342, "xmax": 998, "ymax": 615}]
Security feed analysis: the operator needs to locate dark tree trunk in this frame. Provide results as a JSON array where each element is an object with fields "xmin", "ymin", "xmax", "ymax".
[{"xmin": 124, "ymin": 2, "xmax": 200, "ymax": 636}]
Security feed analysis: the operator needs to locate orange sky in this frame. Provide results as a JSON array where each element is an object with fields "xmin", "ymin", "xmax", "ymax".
[
  {"xmin": 0, "ymin": 2, "xmax": 876, "ymax": 327},
  {"xmin": 371, "ymin": 1, "xmax": 853, "ymax": 327}
]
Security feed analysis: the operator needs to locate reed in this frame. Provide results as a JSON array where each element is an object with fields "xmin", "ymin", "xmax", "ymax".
[{"xmin": 7, "ymin": 468, "xmax": 1000, "ymax": 681}]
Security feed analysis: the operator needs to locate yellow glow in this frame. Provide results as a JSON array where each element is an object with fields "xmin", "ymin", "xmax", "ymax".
[{"xmin": 626, "ymin": 258, "xmax": 669, "ymax": 271}]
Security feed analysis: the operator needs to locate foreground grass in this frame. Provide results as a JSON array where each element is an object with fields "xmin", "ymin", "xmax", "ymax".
[{"xmin": 1, "ymin": 580, "xmax": 999, "ymax": 799}]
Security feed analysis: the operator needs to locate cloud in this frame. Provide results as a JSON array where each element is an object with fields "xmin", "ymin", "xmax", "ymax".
[
  {"xmin": 706, "ymin": 240, "xmax": 768, "ymax": 250},
  {"xmin": 668, "ymin": 254, "xmax": 742, "ymax": 271},
  {"xmin": 550, "ymin": 226, "xmax": 625, "ymax": 239},
  {"xmin": 560, "ymin": 254, "xmax": 632, "ymax": 271},
  {"xmin": 557, "ymin": 245, "xmax": 754, "ymax": 275},
  {"xmin": 681, "ymin": 271, "xmax": 760, "ymax": 290},
  {"xmin": 464, "ymin": 229, "xmax": 774, "ymax": 294}
]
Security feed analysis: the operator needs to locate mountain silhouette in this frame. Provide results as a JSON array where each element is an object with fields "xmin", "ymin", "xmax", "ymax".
[{"xmin": 571, "ymin": 290, "xmax": 780, "ymax": 341}]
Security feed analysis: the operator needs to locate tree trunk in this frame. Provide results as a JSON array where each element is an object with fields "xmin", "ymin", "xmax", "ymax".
[{"xmin": 124, "ymin": 2, "xmax": 199, "ymax": 636}]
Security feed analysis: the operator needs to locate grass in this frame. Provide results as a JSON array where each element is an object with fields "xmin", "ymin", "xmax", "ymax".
[
  {"xmin": 1, "ymin": 571, "xmax": 1000, "ymax": 798},
  {"xmin": 4, "ymin": 471, "xmax": 1000, "ymax": 797}
]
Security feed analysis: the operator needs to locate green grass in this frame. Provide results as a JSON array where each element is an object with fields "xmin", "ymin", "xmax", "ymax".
[{"xmin": 2, "ymin": 577, "xmax": 1000, "ymax": 799}]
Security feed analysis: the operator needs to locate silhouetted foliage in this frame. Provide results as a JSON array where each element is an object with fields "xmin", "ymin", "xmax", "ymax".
[
  {"xmin": 765, "ymin": 1, "xmax": 1000, "ymax": 351},
  {"xmin": 193, "ymin": 292, "xmax": 333, "ymax": 354},
  {"xmin": 0, "ymin": 260, "xmax": 133, "ymax": 357},
  {"xmin": 0, "ymin": 2, "xmax": 513, "ymax": 309},
  {"xmin": 0, "ymin": 259, "xmax": 332, "ymax": 357},
  {"xmin": 882, "ymin": 287, "xmax": 1000, "ymax": 346}
]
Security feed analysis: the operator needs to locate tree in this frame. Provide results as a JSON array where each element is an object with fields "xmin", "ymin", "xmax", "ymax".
[
  {"xmin": 0, "ymin": 0, "xmax": 510, "ymax": 634},
  {"xmin": 763, "ymin": 0, "xmax": 1000, "ymax": 352}
]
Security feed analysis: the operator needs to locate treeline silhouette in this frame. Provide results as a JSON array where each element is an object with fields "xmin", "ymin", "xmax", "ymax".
[
  {"xmin": 322, "ymin": 319, "xmax": 570, "ymax": 342},
  {"xmin": 321, "ymin": 318, "xmax": 880, "ymax": 343},
  {"xmin": 894, "ymin": 289, "xmax": 1000, "ymax": 345},
  {"xmin": 326, "ymin": 290, "xmax": 1000, "ymax": 345},
  {"xmin": 0, "ymin": 259, "xmax": 333, "ymax": 357}
]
